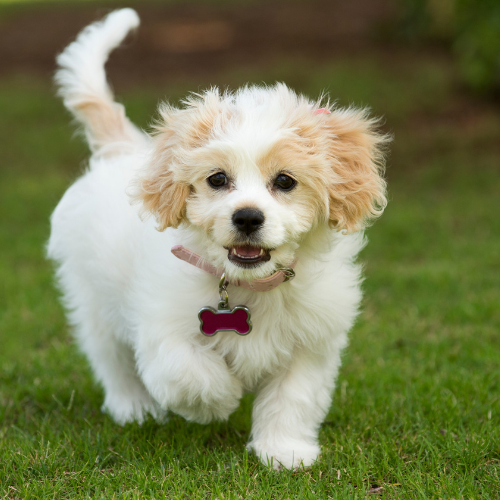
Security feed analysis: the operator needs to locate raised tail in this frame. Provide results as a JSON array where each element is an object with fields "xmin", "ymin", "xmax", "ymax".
[{"xmin": 55, "ymin": 8, "xmax": 146, "ymax": 154}]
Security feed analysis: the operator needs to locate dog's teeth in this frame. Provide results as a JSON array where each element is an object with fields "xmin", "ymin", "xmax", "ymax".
[{"xmin": 230, "ymin": 247, "xmax": 266, "ymax": 260}]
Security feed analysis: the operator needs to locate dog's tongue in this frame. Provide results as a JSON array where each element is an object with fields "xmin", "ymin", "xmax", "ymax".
[{"xmin": 233, "ymin": 246, "xmax": 261, "ymax": 258}]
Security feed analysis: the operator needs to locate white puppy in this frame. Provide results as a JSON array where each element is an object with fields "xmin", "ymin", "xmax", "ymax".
[{"xmin": 48, "ymin": 9, "xmax": 387, "ymax": 470}]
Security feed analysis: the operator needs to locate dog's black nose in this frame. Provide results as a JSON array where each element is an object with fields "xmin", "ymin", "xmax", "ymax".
[{"xmin": 232, "ymin": 208, "xmax": 265, "ymax": 235}]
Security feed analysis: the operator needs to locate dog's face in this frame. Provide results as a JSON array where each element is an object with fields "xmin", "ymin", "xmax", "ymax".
[{"xmin": 132, "ymin": 84, "xmax": 387, "ymax": 279}]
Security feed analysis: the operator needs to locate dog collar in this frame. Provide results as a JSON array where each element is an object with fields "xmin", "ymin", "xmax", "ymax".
[{"xmin": 171, "ymin": 245, "xmax": 295, "ymax": 292}]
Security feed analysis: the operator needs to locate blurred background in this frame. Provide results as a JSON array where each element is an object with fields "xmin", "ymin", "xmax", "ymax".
[{"xmin": 0, "ymin": 0, "xmax": 499, "ymax": 496}]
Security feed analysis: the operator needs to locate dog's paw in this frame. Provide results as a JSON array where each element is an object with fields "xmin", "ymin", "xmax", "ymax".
[
  {"xmin": 142, "ymin": 345, "xmax": 244, "ymax": 424},
  {"xmin": 169, "ymin": 393, "xmax": 239, "ymax": 424},
  {"xmin": 167, "ymin": 369, "xmax": 243, "ymax": 424},
  {"xmin": 103, "ymin": 388, "xmax": 165, "ymax": 425},
  {"xmin": 247, "ymin": 440, "xmax": 320, "ymax": 471},
  {"xmin": 140, "ymin": 341, "xmax": 244, "ymax": 424}
]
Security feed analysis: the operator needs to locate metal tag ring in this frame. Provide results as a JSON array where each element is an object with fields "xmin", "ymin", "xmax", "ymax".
[{"xmin": 276, "ymin": 267, "xmax": 296, "ymax": 282}]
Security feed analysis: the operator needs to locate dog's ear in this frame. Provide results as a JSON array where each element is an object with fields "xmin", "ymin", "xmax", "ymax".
[
  {"xmin": 130, "ymin": 128, "xmax": 191, "ymax": 231},
  {"xmin": 130, "ymin": 93, "xmax": 225, "ymax": 230},
  {"xmin": 323, "ymin": 108, "xmax": 388, "ymax": 232}
]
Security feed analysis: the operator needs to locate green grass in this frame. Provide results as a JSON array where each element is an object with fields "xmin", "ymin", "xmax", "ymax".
[{"xmin": 1, "ymin": 50, "xmax": 499, "ymax": 498}]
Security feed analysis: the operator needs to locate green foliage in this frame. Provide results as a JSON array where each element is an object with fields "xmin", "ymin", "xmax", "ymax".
[
  {"xmin": 400, "ymin": 0, "xmax": 500, "ymax": 94},
  {"xmin": 1, "ymin": 52, "xmax": 500, "ymax": 497}
]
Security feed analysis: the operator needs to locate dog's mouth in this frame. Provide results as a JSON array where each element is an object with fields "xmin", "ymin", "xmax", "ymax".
[{"xmin": 226, "ymin": 245, "xmax": 271, "ymax": 268}]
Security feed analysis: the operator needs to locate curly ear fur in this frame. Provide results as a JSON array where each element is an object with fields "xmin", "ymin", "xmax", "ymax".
[
  {"xmin": 324, "ymin": 108, "xmax": 388, "ymax": 232},
  {"xmin": 132, "ymin": 169, "xmax": 191, "ymax": 231},
  {"xmin": 131, "ymin": 88, "xmax": 229, "ymax": 231},
  {"xmin": 129, "ymin": 127, "xmax": 191, "ymax": 231},
  {"xmin": 129, "ymin": 91, "xmax": 225, "ymax": 231}
]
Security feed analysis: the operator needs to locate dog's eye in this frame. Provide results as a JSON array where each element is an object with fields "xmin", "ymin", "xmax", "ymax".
[
  {"xmin": 207, "ymin": 172, "xmax": 228, "ymax": 188},
  {"xmin": 274, "ymin": 174, "xmax": 296, "ymax": 191}
]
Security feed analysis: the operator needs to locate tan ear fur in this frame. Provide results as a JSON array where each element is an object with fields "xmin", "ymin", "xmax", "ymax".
[
  {"xmin": 324, "ymin": 108, "xmax": 388, "ymax": 232},
  {"xmin": 130, "ymin": 91, "xmax": 224, "ymax": 231},
  {"xmin": 129, "ymin": 124, "xmax": 190, "ymax": 230},
  {"xmin": 135, "ymin": 171, "xmax": 191, "ymax": 231}
]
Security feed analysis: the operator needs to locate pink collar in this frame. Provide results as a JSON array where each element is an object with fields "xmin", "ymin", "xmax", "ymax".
[{"xmin": 171, "ymin": 245, "xmax": 295, "ymax": 292}]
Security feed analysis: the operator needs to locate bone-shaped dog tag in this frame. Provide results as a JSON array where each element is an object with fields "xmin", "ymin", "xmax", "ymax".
[
  {"xmin": 198, "ymin": 304, "xmax": 252, "ymax": 336},
  {"xmin": 198, "ymin": 273, "xmax": 252, "ymax": 336}
]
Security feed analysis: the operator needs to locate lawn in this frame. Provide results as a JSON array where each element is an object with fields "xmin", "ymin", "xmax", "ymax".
[{"xmin": 0, "ymin": 9, "xmax": 499, "ymax": 498}]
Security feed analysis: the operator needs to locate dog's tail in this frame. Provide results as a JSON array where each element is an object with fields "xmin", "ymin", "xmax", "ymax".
[{"xmin": 55, "ymin": 8, "xmax": 146, "ymax": 154}]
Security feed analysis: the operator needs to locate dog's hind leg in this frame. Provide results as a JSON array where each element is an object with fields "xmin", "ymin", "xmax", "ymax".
[{"xmin": 74, "ymin": 308, "xmax": 163, "ymax": 425}]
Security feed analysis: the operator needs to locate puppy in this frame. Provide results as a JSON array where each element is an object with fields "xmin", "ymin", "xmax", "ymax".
[{"xmin": 48, "ymin": 9, "xmax": 387, "ymax": 470}]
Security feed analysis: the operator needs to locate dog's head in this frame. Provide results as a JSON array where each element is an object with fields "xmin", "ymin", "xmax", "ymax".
[{"xmin": 131, "ymin": 84, "xmax": 387, "ymax": 280}]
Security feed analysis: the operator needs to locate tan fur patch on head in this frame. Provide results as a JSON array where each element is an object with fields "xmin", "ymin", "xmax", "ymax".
[
  {"xmin": 130, "ymin": 89, "xmax": 231, "ymax": 230},
  {"xmin": 255, "ymin": 104, "xmax": 388, "ymax": 233},
  {"xmin": 256, "ymin": 132, "xmax": 330, "ymax": 228}
]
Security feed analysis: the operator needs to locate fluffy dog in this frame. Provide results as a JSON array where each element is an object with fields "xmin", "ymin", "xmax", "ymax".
[{"xmin": 48, "ymin": 9, "xmax": 387, "ymax": 470}]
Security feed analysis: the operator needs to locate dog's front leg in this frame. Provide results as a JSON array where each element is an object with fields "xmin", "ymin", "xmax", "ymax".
[
  {"xmin": 248, "ymin": 343, "xmax": 343, "ymax": 470},
  {"xmin": 136, "ymin": 334, "xmax": 243, "ymax": 424}
]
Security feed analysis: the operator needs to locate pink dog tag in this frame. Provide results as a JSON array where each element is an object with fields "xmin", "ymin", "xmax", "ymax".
[
  {"xmin": 199, "ymin": 305, "xmax": 252, "ymax": 336},
  {"xmin": 198, "ymin": 273, "xmax": 252, "ymax": 336}
]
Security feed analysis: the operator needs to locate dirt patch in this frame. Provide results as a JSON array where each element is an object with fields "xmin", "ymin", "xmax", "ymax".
[{"xmin": 0, "ymin": 0, "xmax": 397, "ymax": 84}]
